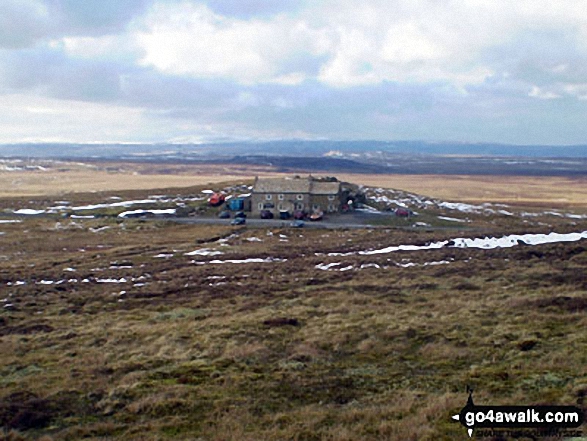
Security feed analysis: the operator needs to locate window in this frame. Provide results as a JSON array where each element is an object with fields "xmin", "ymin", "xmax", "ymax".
[
  {"xmin": 313, "ymin": 204, "xmax": 320, "ymax": 210},
  {"xmin": 266, "ymin": 194, "xmax": 272, "ymax": 200},
  {"xmin": 278, "ymin": 194, "xmax": 284, "ymax": 200},
  {"xmin": 278, "ymin": 203, "xmax": 283, "ymax": 210},
  {"xmin": 296, "ymin": 194, "xmax": 303, "ymax": 200},
  {"xmin": 328, "ymin": 195, "xmax": 336, "ymax": 201},
  {"xmin": 258, "ymin": 203, "xmax": 264, "ymax": 210},
  {"xmin": 296, "ymin": 203, "xmax": 304, "ymax": 210},
  {"xmin": 328, "ymin": 204, "xmax": 335, "ymax": 212}
]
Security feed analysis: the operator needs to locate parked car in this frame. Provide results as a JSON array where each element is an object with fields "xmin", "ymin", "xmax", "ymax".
[
  {"xmin": 218, "ymin": 210, "xmax": 231, "ymax": 219},
  {"xmin": 234, "ymin": 211, "xmax": 247, "ymax": 219},
  {"xmin": 260, "ymin": 210, "xmax": 274, "ymax": 219},
  {"xmin": 290, "ymin": 220, "xmax": 305, "ymax": 228},
  {"xmin": 395, "ymin": 208, "xmax": 413, "ymax": 218},
  {"xmin": 293, "ymin": 210, "xmax": 305, "ymax": 220},
  {"xmin": 230, "ymin": 217, "xmax": 246, "ymax": 225},
  {"xmin": 309, "ymin": 211, "xmax": 323, "ymax": 221},
  {"xmin": 279, "ymin": 210, "xmax": 291, "ymax": 220},
  {"xmin": 208, "ymin": 193, "xmax": 225, "ymax": 207}
]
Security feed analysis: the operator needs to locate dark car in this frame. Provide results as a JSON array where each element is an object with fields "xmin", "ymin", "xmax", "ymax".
[
  {"xmin": 260, "ymin": 210, "xmax": 274, "ymax": 219},
  {"xmin": 279, "ymin": 210, "xmax": 291, "ymax": 220},
  {"xmin": 234, "ymin": 211, "xmax": 247, "ymax": 219},
  {"xmin": 218, "ymin": 210, "xmax": 231, "ymax": 219},
  {"xmin": 230, "ymin": 217, "xmax": 246, "ymax": 225},
  {"xmin": 293, "ymin": 210, "xmax": 305, "ymax": 220}
]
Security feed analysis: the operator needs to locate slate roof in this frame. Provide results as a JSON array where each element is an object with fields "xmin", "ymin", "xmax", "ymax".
[{"xmin": 253, "ymin": 177, "xmax": 340, "ymax": 195}]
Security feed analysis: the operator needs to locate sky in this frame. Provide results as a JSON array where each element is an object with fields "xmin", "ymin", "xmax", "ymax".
[{"xmin": 1, "ymin": 0, "xmax": 587, "ymax": 146}]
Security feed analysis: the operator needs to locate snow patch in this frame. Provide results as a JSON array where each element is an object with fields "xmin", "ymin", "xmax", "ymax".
[
  {"xmin": 118, "ymin": 209, "xmax": 176, "ymax": 218},
  {"xmin": 13, "ymin": 209, "xmax": 45, "ymax": 215},
  {"xmin": 185, "ymin": 248, "xmax": 224, "ymax": 256},
  {"xmin": 193, "ymin": 257, "xmax": 287, "ymax": 265}
]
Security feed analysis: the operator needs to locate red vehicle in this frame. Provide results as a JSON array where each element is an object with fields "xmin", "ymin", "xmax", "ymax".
[
  {"xmin": 208, "ymin": 193, "xmax": 225, "ymax": 207},
  {"xmin": 293, "ymin": 210, "xmax": 306, "ymax": 220},
  {"xmin": 395, "ymin": 208, "xmax": 412, "ymax": 217}
]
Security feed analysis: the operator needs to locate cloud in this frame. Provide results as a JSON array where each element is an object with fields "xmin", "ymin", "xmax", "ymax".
[
  {"xmin": 0, "ymin": 47, "xmax": 124, "ymax": 101},
  {"xmin": 0, "ymin": 0, "xmax": 51, "ymax": 49},
  {"xmin": 0, "ymin": 0, "xmax": 151, "ymax": 49},
  {"xmin": 136, "ymin": 2, "xmax": 328, "ymax": 84},
  {"xmin": 50, "ymin": 0, "xmax": 151, "ymax": 35},
  {"xmin": 1, "ymin": 0, "xmax": 587, "ymax": 145},
  {"xmin": 203, "ymin": 0, "xmax": 301, "ymax": 18}
]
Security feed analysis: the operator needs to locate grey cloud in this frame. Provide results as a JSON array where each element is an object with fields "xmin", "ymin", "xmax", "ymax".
[
  {"xmin": 203, "ymin": 0, "xmax": 302, "ymax": 18},
  {"xmin": 0, "ymin": 0, "xmax": 153, "ymax": 49},
  {"xmin": 0, "ymin": 0, "xmax": 52, "ymax": 49},
  {"xmin": 482, "ymin": 28, "xmax": 587, "ymax": 88},
  {"xmin": 47, "ymin": 0, "xmax": 151, "ymax": 36},
  {"xmin": 0, "ymin": 47, "xmax": 123, "ymax": 101}
]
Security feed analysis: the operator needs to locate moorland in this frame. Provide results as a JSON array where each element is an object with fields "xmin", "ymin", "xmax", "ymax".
[{"xmin": 0, "ymin": 161, "xmax": 586, "ymax": 440}]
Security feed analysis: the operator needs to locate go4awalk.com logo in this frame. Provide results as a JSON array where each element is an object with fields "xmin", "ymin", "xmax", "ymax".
[{"xmin": 452, "ymin": 389, "xmax": 584, "ymax": 438}]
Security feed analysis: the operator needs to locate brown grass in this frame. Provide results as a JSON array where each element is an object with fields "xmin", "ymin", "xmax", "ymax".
[
  {"xmin": 2, "ymin": 161, "xmax": 587, "ymax": 208},
  {"xmin": 337, "ymin": 173, "xmax": 587, "ymax": 207},
  {"xmin": 1, "ymin": 183, "xmax": 586, "ymax": 440}
]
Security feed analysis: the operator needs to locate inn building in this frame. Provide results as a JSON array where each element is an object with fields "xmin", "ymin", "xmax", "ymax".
[{"xmin": 251, "ymin": 176, "xmax": 345, "ymax": 217}]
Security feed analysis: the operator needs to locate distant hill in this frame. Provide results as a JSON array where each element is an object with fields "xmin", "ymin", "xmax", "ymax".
[{"xmin": 0, "ymin": 140, "xmax": 586, "ymax": 159}]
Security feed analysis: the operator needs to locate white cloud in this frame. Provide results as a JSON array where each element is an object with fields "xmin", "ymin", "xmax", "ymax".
[
  {"xmin": 529, "ymin": 86, "xmax": 561, "ymax": 100},
  {"xmin": 0, "ymin": 94, "xmax": 154, "ymax": 143},
  {"xmin": 59, "ymin": 34, "xmax": 142, "ymax": 61},
  {"xmin": 136, "ymin": 2, "xmax": 327, "ymax": 84},
  {"xmin": 131, "ymin": 0, "xmax": 587, "ymax": 89}
]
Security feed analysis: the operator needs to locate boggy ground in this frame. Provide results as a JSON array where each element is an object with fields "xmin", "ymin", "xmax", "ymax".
[{"xmin": 0, "ymin": 195, "xmax": 586, "ymax": 440}]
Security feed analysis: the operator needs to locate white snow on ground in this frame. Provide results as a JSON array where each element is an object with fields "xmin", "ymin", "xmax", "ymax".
[
  {"xmin": 396, "ymin": 260, "xmax": 451, "ymax": 268},
  {"xmin": 438, "ymin": 216, "xmax": 468, "ymax": 222},
  {"xmin": 21, "ymin": 275, "xmax": 152, "ymax": 286},
  {"xmin": 449, "ymin": 231, "xmax": 587, "ymax": 249},
  {"xmin": 154, "ymin": 253, "xmax": 174, "ymax": 258},
  {"xmin": 360, "ymin": 263, "xmax": 380, "ymax": 269},
  {"xmin": 89, "ymin": 226, "xmax": 110, "ymax": 233},
  {"xmin": 13, "ymin": 209, "xmax": 46, "ymax": 215},
  {"xmin": 96, "ymin": 278, "xmax": 128, "ymax": 283},
  {"xmin": 70, "ymin": 215, "xmax": 95, "ymax": 219},
  {"xmin": 192, "ymin": 258, "xmax": 287, "ymax": 265},
  {"xmin": 315, "ymin": 262, "xmax": 342, "ymax": 270},
  {"xmin": 69, "ymin": 199, "xmax": 160, "ymax": 211},
  {"xmin": 327, "ymin": 230, "xmax": 587, "ymax": 257},
  {"xmin": 368, "ymin": 195, "xmax": 408, "ymax": 207},
  {"xmin": 0, "ymin": 220, "xmax": 22, "ymax": 223},
  {"xmin": 217, "ymin": 234, "xmax": 239, "ymax": 244},
  {"xmin": 201, "ymin": 190, "xmax": 214, "ymax": 194},
  {"xmin": 185, "ymin": 248, "xmax": 224, "ymax": 256},
  {"xmin": 118, "ymin": 209, "xmax": 176, "ymax": 218},
  {"xmin": 37, "ymin": 280, "xmax": 65, "ymax": 285},
  {"xmin": 316, "ymin": 260, "xmax": 451, "ymax": 271},
  {"xmin": 437, "ymin": 201, "xmax": 493, "ymax": 213},
  {"xmin": 246, "ymin": 237, "xmax": 263, "ymax": 242}
]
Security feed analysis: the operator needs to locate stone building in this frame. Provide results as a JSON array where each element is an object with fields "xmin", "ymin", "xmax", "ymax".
[{"xmin": 251, "ymin": 176, "xmax": 344, "ymax": 217}]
